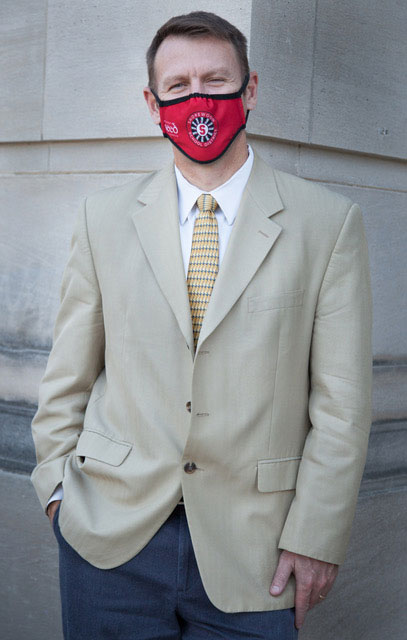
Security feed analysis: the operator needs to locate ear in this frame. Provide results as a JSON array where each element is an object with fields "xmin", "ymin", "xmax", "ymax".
[
  {"xmin": 244, "ymin": 71, "xmax": 258, "ymax": 112},
  {"xmin": 143, "ymin": 87, "xmax": 161, "ymax": 125}
]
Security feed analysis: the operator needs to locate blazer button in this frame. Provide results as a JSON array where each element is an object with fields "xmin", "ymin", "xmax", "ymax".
[
  {"xmin": 184, "ymin": 462, "xmax": 197, "ymax": 474},
  {"xmin": 186, "ymin": 401, "xmax": 191, "ymax": 413}
]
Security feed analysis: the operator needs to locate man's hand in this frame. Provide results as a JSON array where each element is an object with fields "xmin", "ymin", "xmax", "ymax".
[
  {"xmin": 270, "ymin": 550, "xmax": 338, "ymax": 629},
  {"xmin": 47, "ymin": 500, "xmax": 62, "ymax": 525}
]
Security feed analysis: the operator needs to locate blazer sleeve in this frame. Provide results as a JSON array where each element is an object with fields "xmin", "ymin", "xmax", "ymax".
[
  {"xmin": 278, "ymin": 203, "xmax": 372, "ymax": 565},
  {"xmin": 31, "ymin": 199, "xmax": 105, "ymax": 511}
]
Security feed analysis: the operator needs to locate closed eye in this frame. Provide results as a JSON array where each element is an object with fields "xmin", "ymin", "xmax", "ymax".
[{"xmin": 169, "ymin": 82, "xmax": 186, "ymax": 91}]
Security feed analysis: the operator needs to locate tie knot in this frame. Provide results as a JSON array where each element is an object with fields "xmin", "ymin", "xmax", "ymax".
[{"xmin": 197, "ymin": 193, "xmax": 218, "ymax": 216}]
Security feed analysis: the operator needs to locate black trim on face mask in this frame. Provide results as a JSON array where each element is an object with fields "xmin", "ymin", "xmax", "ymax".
[
  {"xmin": 161, "ymin": 119, "xmax": 248, "ymax": 165},
  {"xmin": 151, "ymin": 73, "xmax": 250, "ymax": 107}
]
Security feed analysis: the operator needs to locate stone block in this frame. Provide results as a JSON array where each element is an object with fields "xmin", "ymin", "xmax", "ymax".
[
  {"xmin": 372, "ymin": 364, "xmax": 407, "ymax": 422},
  {"xmin": 249, "ymin": 137, "xmax": 300, "ymax": 175},
  {"xmin": 0, "ymin": 0, "xmax": 47, "ymax": 142},
  {"xmin": 49, "ymin": 138, "xmax": 173, "ymax": 173},
  {"xmin": 298, "ymin": 146, "xmax": 407, "ymax": 192},
  {"xmin": 0, "ymin": 469, "xmax": 62, "ymax": 640},
  {"xmin": 0, "ymin": 143, "xmax": 49, "ymax": 173},
  {"xmin": 248, "ymin": 0, "xmax": 316, "ymax": 142},
  {"xmin": 363, "ymin": 419, "xmax": 407, "ymax": 493},
  {"xmin": 0, "ymin": 401, "xmax": 37, "ymax": 473},
  {"xmin": 249, "ymin": 1, "xmax": 407, "ymax": 160},
  {"xmin": 42, "ymin": 0, "xmax": 251, "ymax": 141},
  {"xmin": 0, "ymin": 349, "xmax": 47, "ymax": 406},
  {"xmin": 310, "ymin": 0, "xmax": 407, "ymax": 159},
  {"xmin": 0, "ymin": 173, "xmax": 143, "ymax": 352},
  {"xmin": 301, "ymin": 488, "xmax": 407, "ymax": 639}
]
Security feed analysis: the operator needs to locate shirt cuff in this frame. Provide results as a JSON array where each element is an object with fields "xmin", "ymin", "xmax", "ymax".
[{"xmin": 46, "ymin": 483, "xmax": 64, "ymax": 507}]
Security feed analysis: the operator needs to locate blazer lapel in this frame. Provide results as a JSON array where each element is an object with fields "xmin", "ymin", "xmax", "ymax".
[
  {"xmin": 131, "ymin": 164, "xmax": 194, "ymax": 353},
  {"xmin": 197, "ymin": 154, "xmax": 284, "ymax": 351}
]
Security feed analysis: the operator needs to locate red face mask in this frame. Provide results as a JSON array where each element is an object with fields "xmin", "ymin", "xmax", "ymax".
[{"xmin": 152, "ymin": 75, "xmax": 249, "ymax": 164}]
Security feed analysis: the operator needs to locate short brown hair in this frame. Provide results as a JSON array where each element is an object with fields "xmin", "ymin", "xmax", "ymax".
[{"xmin": 146, "ymin": 11, "xmax": 249, "ymax": 91}]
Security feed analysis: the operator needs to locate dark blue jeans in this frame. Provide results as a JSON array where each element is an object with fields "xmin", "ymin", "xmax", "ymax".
[{"xmin": 53, "ymin": 504, "xmax": 297, "ymax": 639}]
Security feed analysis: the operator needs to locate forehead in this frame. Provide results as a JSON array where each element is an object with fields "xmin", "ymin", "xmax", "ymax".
[{"xmin": 154, "ymin": 35, "xmax": 240, "ymax": 82}]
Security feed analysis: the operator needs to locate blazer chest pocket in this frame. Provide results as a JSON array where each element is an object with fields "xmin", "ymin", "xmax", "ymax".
[
  {"xmin": 76, "ymin": 429, "xmax": 132, "ymax": 467},
  {"xmin": 248, "ymin": 290, "xmax": 304, "ymax": 313},
  {"xmin": 257, "ymin": 456, "xmax": 302, "ymax": 492}
]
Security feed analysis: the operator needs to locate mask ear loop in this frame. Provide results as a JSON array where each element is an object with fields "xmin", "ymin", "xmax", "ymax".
[
  {"xmin": 149, "ymin": 88, "xmax": 164, "ymax": 131},
  {"xmin": 238, "ymin": 74, "xmax": 251, "ymax": 123},
  {"xmin": 238, "ymin": 73, "xmax": 250, "ymax": 97},
  {"xmin": 150, "ymin": 87, "xmax": 161, "ymax": 106}
]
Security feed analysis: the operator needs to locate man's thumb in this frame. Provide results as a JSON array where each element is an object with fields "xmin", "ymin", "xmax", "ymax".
[{"xmin": 270, "ymin": 552, "xmax": 292, "ymax": 596}]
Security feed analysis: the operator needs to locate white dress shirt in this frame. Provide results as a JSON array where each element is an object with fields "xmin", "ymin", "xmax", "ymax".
[
  {"xmin": 175, "ymin": 145, "xmax": 254, "ymax": 274},
  {"xmin": 47, "ymin": 146, "xmax": 254, "ymax": 508}
]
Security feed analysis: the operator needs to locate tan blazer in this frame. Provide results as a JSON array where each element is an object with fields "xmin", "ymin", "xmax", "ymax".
[{"xmin": 31, "ymin": 152, "xmax": 372, "ymax": 613}]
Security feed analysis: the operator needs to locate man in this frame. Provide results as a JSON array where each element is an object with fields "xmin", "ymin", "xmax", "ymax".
[{"xmin": 31, "ymin": 11, "xmax": 372, "ymax": 640}]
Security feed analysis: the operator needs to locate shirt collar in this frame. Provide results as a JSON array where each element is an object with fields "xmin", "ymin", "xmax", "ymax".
[{"xmin": 175, "ymin": 145, "xmax": 254, "ymax": 226}]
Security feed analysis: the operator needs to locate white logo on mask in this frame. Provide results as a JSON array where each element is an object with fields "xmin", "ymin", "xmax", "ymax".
[
  {"xmin": 187, "ymin": 112, "xmax": 218, "ymax": 147},
  {"xmin": 164, "ymin": 121, "xmax": 179, "ymax": 136}
]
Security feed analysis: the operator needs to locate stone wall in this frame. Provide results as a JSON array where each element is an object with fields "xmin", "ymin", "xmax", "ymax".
[{"xmin": 1, "ymin": 1, "xmax": 406, "ymax": 638}]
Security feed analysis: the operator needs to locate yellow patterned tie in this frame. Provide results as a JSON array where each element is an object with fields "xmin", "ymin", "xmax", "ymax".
[{"xmin": 187, "ymin": 194, "xmax": 219, "ymax": 349}]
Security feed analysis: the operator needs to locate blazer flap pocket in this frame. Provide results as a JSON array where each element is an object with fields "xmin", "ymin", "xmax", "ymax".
[
  {"xmin": 249, "ymin": 290, "xmax": 304, "ymax": 312},
  {"xmin": 257, "ymin": 456, "xmax": 302, "ymax": 492},
  {"xmin": 76, "ymin": 430, "xmax": 132, "ymax": 466}
]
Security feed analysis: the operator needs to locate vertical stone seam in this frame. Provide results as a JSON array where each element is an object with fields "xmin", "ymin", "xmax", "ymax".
[
  {"xmin": 308, "ymin": 0, "xmax": 319, "ymax": 144},
  {"xmin": 40, "ymin": 0, "xmax": 49, "ymax": 142},
  {"xmin": 296, "ymin": 144, "xmax": 301, "ymax": 177}
]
